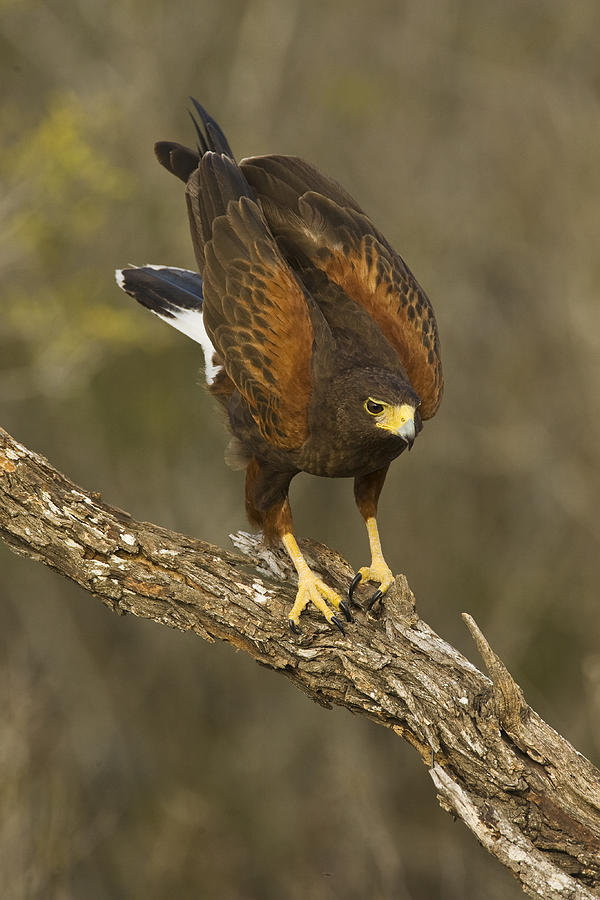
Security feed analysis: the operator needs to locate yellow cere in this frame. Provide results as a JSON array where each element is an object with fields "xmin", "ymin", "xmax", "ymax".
[{"xmin": 374, "ymin": 403, "xmax": 415, "ymax": 434}]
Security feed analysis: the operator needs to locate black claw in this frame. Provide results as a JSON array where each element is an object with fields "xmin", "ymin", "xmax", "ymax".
[
  {"xmin": 339, "ymin": 600, "xmax": 353, "ymax": 623},
  {"xmin": 331, "ymin": 616, "xmax": 346, "ymax": 636},
  {"xmin": 348, "ymin": 572, "xmax": 363, "ymax": 604},
  {"xmin": 367, "ymin": 589, "xmax": 383, "ymax": 610},
  {"xmin": 289, "ymin": 619, "xmax": 300, "ymax": 635}
]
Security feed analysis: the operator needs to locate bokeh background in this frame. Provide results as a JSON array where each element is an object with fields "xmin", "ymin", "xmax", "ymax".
[{"xmin": 2, "ymin": 1, "xmax": 600, "ymax": 897}]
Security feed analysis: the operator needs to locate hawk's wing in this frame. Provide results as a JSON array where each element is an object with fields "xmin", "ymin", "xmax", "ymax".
[
  {"xmin": 185, "ymin": 151, "xmax": 314, "ymax": 450},
  {"xmin": 241, "ymin": 155, "xmax": 443, "ymax": 420}
]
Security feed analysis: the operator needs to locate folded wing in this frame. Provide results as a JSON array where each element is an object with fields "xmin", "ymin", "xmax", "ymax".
[
  {"xmin": 184, "ymin": 151, "xmax": 314, "ymax": 449},
  {"xmin": 240, "ymin": 155, "xmax": 443, "ymax": 419}
]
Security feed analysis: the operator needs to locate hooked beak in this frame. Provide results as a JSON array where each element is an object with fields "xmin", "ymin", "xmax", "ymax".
[
  {"xmin": 375, "ymin": 403, "xmax": 417, "ymax": 449},
  {"xmin": 397, "ymin": 416, "xmax": 416, "ymax": 449}
]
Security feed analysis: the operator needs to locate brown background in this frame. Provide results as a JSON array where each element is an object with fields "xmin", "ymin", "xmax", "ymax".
[{"xmin": 2, "ymin": 1, "xmax": 600, "ymax": 897}]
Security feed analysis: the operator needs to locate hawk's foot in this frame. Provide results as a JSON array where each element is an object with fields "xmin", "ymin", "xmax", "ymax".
[
  {"xmin": 350, "ymin": 515, "xmax": 394, "ymax": 609},
  {"xmin": 349, "ymin": 560, "xmax": 394, "ymax": 609},
  {"xmin": 288, "ymin": 571, "xmax": 352, "ymax": 634},
  {"xmin": 282, "ymin": 532, "xmax": 352, "ymax": 634}
]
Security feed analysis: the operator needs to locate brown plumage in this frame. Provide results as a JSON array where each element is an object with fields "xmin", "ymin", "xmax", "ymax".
[{"xmin": 117, "ymin": 100, "xmax": 443, "ymax": 633}]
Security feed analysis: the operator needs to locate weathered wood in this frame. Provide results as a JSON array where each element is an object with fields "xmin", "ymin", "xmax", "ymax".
[{"xmin": 1, "ymin": 424, "xmax": 599, "ymax": 898}]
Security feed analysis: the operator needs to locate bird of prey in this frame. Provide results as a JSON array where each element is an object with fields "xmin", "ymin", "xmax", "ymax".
[{"xmin": 116, "ymin": 100, "xmax": 443, "ymax": 634}]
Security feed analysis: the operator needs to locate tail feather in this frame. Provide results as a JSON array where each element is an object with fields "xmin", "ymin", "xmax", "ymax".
[
  {"xmin": 115, "ymin": 265, "xmax": 220, "ymax": 384},
  {"xmin": 154, "ymin": 101, "xmax": 254, "ymax": 272},
  {"xmin": 155, "ymin": 98, "xmax": 235, "ymax": 183},
  {"xmin": 189, "ymin": 98, "xmax": 235, "ymax": 159},
  {"xmin": 154, "ymin": 142, "xmax": 199, "ymax": 183},
  {"xmin": 116, "ymin": 265, "xmax": 204, "ymax": 313}
]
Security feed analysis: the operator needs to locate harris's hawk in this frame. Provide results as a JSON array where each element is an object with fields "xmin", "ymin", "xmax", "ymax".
[{"xmin": 116, "ymin": 100, "xmax": 443, "ymax": 633}]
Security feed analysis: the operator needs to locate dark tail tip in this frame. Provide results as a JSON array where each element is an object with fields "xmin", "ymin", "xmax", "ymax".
[
  {"xmin": 154, "ymin": 141, "xmax": 200, "ymax": 182},
  {"xmin": 189, "ymin": 98, "xmax": 235, "ymax": 159},
  {"xmin": 116, "ymin": 265, "xmax": 204, "ymax": 315}
]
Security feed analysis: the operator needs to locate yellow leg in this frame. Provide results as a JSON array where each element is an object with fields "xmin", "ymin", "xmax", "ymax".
[
  {"xmin": 349, "ymin": 517, "xmax": 394, "ymax": 608},
  {"xmin": 282, "ymin": 533, "xmax": 351, "ymax": 633}
]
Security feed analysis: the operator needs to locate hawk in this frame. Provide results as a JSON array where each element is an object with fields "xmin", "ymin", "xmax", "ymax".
[{"xmin": 116, "ymin": 100, "xmax": 442, "ymax": 633}]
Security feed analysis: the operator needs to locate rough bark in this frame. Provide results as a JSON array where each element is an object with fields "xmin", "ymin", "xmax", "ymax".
[{"xmin": 1, "ymin": 424, "xmax": 599, "ymax": 899}]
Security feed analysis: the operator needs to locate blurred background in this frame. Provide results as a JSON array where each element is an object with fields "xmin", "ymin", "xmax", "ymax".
[{"xmin": 2, "ymin": 1, "xmax": 600, "ymax": 897}]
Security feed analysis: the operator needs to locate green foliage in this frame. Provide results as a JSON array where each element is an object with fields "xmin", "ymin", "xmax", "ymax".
[
  {"xmin": 4, "ymin": 93, "xmax": 130, "ymax": 255},
  {"xmin": 1, "ymin": 93, "xmax": 148, "ymax": 394}
]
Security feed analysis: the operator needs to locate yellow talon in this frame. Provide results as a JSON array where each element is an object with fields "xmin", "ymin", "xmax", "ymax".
[
  {"xmin": 356, "ymin": 562, "xmax": 394, "ymax": 594},
  {"xmin": 282, "ymin": 533, "xmax": 348, "ymax": 632},
  {"xmin": 351, "ymin": 516, "xmax": 394, "ymax": 606}
]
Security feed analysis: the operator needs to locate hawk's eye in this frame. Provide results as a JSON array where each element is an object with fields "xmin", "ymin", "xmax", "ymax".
[{"xmin": 365, "ymin": 399, "xmax": 385, "ymax": 416}]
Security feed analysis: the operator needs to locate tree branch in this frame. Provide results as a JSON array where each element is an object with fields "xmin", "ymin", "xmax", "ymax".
[{"xmin": 1, "ymin": 424, "xmax": 599, "ymax": 899}]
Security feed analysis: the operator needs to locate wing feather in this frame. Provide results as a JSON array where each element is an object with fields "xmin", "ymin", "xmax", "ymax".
[
  {"xmin": 186, "ymin": 160, "xmax": 314, "ymax": 449},
  {"xmin": 241, "ymin": 155, "xmax": 443, "ymax": 419}
]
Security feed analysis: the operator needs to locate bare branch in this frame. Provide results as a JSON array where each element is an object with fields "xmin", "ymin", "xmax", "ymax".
[{"xmin": 1, "ymin": 425, "xmax": 599, "ymax": 898}]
